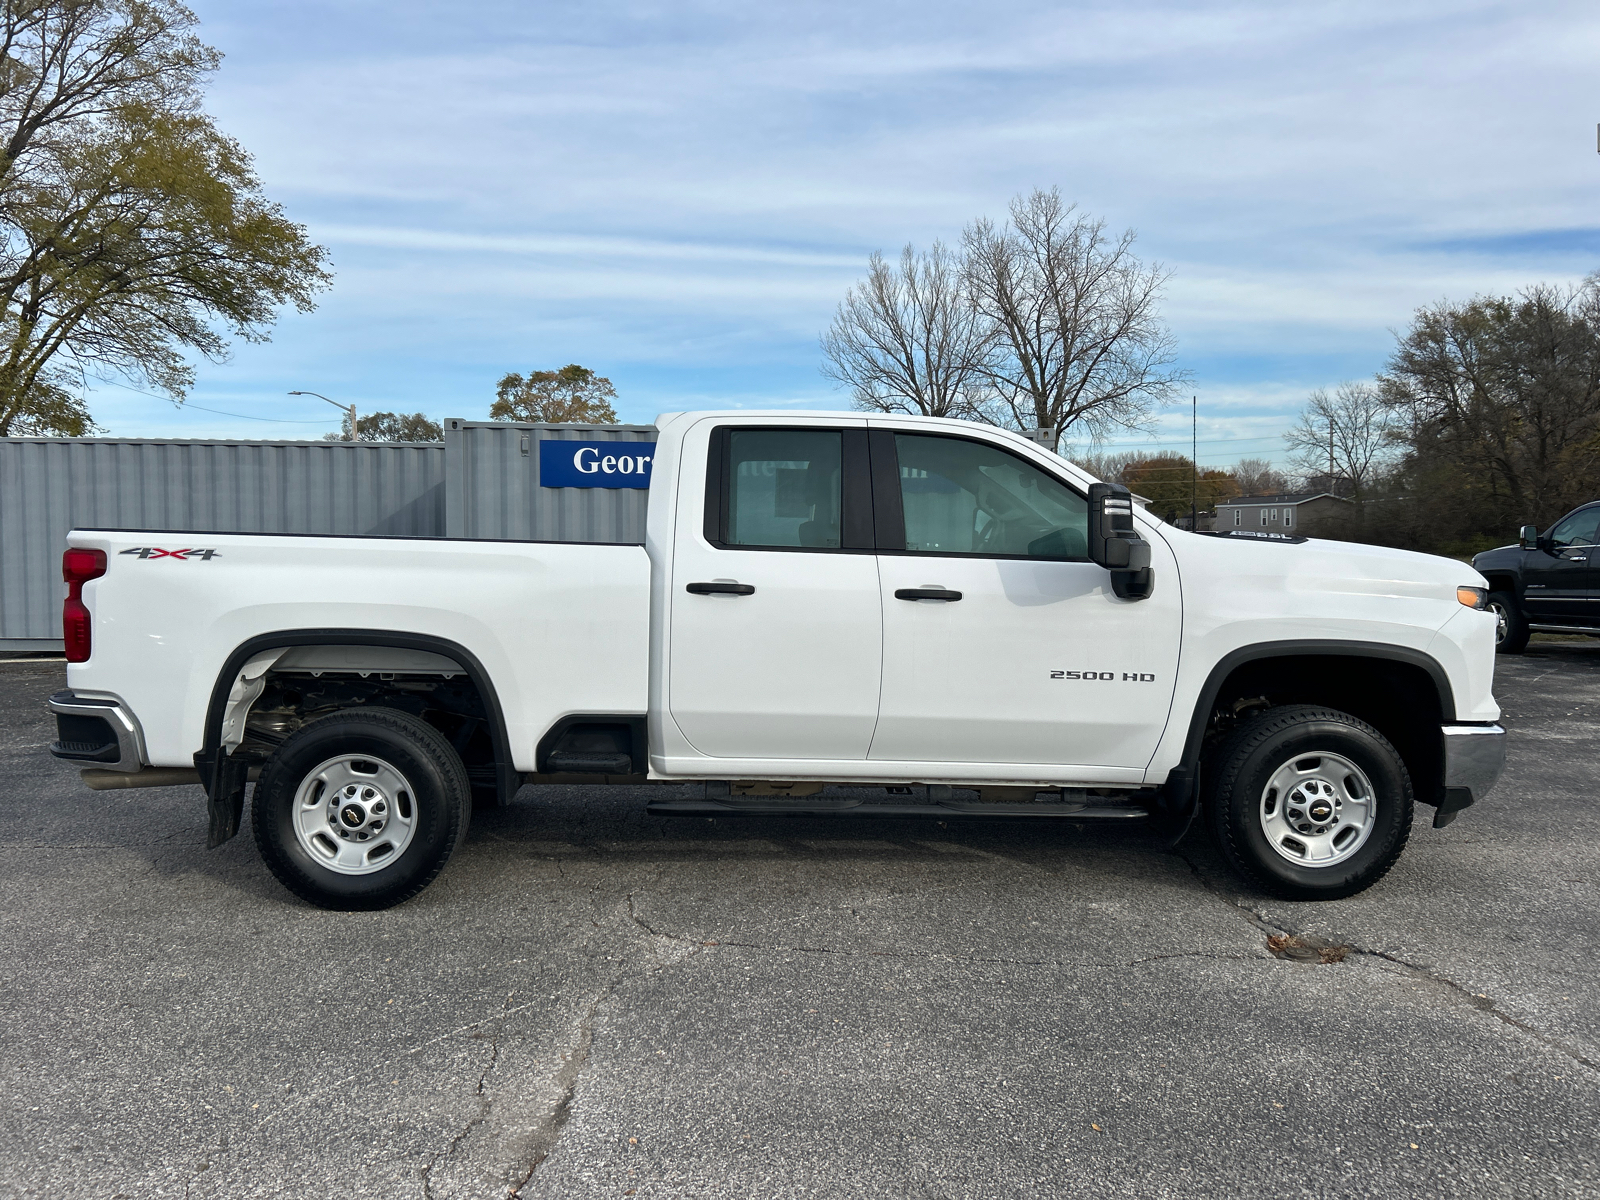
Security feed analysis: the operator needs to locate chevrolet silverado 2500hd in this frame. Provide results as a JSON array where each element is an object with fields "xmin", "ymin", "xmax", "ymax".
[{"xmin": 47, "ymin": 411, "xmax": 1506, "ymax": 910}]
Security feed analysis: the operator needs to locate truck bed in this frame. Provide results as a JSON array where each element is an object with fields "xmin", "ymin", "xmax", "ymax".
[{"xmin": 63, "ymin": 530, "xmax": 652, "ymax": 771}]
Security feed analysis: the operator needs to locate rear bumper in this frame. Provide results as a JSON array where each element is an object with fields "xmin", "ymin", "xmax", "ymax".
[
  {"xmin": 1435, "ymin": 723, "xmax": 1506, "ymax": 828},
  {"xmin": 47, "ymin": 690, "xmax": 146, "ymax": 773}
]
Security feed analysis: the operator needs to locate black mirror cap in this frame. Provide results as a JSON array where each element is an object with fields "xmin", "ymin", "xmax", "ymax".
[
  {"xmin": 1519, "ymin": 524, "xmax": 1539, "ymax": 550},
  {"xmin": 1087, "ymin": 482, "xmax": 1143, "ymax": 566},
  {"xmin": 1088, "ymin": 481, "xmax": 1155, "ymax": 599}
]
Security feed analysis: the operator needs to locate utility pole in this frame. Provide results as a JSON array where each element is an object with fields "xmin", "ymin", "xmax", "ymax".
[
  {"xmin": 1190, "ymin": 394, "xmax": 1197, "ymax": 532},
  {"xmin": 1328, "ymin": 415, "xmax": 1335, "ymax": 495},
  {"xmin": 289, "ymin": 390, "xmax": 357, "ymax": 441}
]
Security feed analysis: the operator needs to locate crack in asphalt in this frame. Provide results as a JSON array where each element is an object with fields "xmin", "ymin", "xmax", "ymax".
[
  {"xmin": 419, "ymin": 990, "xmax": 517, "ymax": 1197},
  {"xmin": 626, "ymin": 892, "xmax": 1272, "ymax": 971},
  {"xmin": 1172, "ymin": 847, "xmax": 1600, "ymax": 1078},
  {"xmin": 625, "ymin": 890, "xmax": 701, "ymax": 957},
  {"xmin": 419, "ymin": 896, "xmax": 682, "ymax": 1199},
  {"xmin": 506, "ymin": 979, "xmax": 618, "ymax": 1198}
]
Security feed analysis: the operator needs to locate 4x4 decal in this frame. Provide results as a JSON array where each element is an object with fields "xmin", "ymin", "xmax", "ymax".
[{"xmin": 118, "ymin": 547, "xmax": 220, "ymax": 560}]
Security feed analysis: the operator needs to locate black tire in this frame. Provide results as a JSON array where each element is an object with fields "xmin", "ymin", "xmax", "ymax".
[
  {"xmin": 1487, "ymin": 591, "xmax": 1529, "ymax": 654},
  {"xmin": 252, "ymin": 707, "xmax": 471, "ymax": 910},
  {"xmin": 1205, "ymin": 705, "xmax": 1413, "ymax": 900}
]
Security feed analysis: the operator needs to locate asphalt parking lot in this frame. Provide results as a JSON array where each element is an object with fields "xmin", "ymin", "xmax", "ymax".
[{"xmin": 2, "ymin": 647, "xmax": 1598, "ymax": 1200}]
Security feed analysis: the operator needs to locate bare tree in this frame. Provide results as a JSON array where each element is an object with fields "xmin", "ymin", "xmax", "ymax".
[
  {"xmin": 1284, "ymin": 381, "xmax": 1399, "ymax": 498},
  {"xmin": 821, "ymin": 241, "xmax": 993, "ymax": 417},
  {"xmin": 1069, "ymin": 447, "xmax": 1133, "ymax": 482},
  {"xmin": 962, "ymin": 188, "xmax": 1186, "ymax": 448},
  {"xmin": 1230, "ymin": 456, "xmax": 1289, "ymax": 497}
]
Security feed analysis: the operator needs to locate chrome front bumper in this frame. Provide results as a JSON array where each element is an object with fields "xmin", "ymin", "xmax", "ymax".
[
  {"xmin": 1435, "ymin": 723, "xmax": 1506, "ymax": 828},
  {"xmin": 47, "ymin": 690, "xmax": 146, "ymax": 774}
]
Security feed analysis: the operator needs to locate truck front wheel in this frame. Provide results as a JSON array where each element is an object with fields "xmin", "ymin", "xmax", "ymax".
[
  {"xmin": 1206, "ymin": 705, "xmax": 1413, "ymax": 900},
  {"xmin": 251, "ymin": 708, "xmax": 471, "ymax": 910},
  {"xmin": 1487, "ymin": 590, "xmax": 1530, "ymax": 654}
]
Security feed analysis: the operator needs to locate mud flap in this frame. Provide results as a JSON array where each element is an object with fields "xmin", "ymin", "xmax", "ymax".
[
  {"xmin": 1432, "ymin": 785, "xmax": 1476, "ymax": 830},
  {"xmin": 197, "ymin": 750, "xmax": 253, "ymax": 848}
]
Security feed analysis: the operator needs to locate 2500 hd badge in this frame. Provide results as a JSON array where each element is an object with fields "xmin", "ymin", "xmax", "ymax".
[{"xmin": 1051, "ymin": 670, "xmax": 1158, "ymax": 681}]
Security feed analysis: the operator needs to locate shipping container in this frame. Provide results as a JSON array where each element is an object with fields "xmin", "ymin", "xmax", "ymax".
[
  {"xmin": 1, "ymin": 421, "xmax": 660, "ymax": 650},
  {"xmin": 443, "ymin": 420, "xmax": 656, "ymax": 543}
]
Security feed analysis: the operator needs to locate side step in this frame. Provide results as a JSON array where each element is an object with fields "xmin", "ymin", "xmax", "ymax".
[
  {"xmin": 545, "ymin": 751, "xmax": 635, "ymax": 774},
  {"xmin": 646, "ymin": 797, "xmax": 1151, "ymax": 822}
]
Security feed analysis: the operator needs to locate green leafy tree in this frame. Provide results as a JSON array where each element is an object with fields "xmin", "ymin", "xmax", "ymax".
[
  {"xmin": 489, "ymin": 364, "xmax": 619, "ymax": 424},
  {"xmin": 322, "ymin": 411, "xmax": 443, "ymax": 442},
  {"xmin": 0, "ymin": 1, "xmax": 330, "ymax": 436}
]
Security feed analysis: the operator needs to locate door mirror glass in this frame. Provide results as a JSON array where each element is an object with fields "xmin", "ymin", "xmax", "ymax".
[
  {"xmin": 724, "ymin": 429, "xmax": 842, "ymax": 548},
  {"xmin": 1520, "ymin": 524, "xmax": 1539, "ymax": 550}
]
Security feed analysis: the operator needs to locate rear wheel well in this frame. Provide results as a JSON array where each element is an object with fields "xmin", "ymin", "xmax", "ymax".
[
  {"xmin": 1197, "ymin": 654, "xmax": 1445, "ymax": 807},
  {"xmin": 241, "ymin": 664, "xmax": 500, "ymax": 798},
  {"xmin": 200, "ymin": 633, "xmax": 516, "ymax": 838}
]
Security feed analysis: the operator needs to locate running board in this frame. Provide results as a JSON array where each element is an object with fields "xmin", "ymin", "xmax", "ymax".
[
  {"xmin": 647, "ymin": 798, "xmax": 1151, "ymax": 821},
  {"xmin": 1528, "ymin": 624, "xmax": 1600, "ymax": 636}
]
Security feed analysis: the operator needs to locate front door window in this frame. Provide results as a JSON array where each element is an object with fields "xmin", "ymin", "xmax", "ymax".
[{"xmin": 893, "ymin": 433, "xmax": 1088, "ymax": 559}]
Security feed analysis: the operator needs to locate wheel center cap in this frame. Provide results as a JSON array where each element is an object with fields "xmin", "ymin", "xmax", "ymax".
[
  {"xmin": 1308, "ymin": 800, "xmax": 1333, "ymax": 822},
  {"xmin": 339, "ymin": 804, "xmax": 366, "ymax": 828}
]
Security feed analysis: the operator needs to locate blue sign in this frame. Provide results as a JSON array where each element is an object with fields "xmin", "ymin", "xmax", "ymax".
[{"xmin": 539, "ymin": 440, "xmax": 656, "ymax": 489}]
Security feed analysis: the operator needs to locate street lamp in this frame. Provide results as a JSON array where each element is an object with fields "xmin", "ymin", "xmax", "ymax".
[{"xmin": 289, "ymin": 390, "xmax": 357, "ymax": 441}]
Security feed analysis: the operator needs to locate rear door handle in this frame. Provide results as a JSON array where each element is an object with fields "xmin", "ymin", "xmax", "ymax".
[
  {"xmin": 686, "ymin": 581, "xmax": 755, "ymax": 596},
  {"xmin": 895, "ymin": 587, "xmax": 962, "ymax": 602}
]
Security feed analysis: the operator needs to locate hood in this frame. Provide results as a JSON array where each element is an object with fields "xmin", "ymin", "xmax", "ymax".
[{"xmin": 1167, "ymin": 528, "xmax": 1486, "ymax": 597}]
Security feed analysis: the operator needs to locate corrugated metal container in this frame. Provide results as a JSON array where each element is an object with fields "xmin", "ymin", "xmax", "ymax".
[
  {"xmin": 444, "ymin": 420, "xmax": 657, "ymax": 543},
  {"xmin": 1, "ymin": 438, "xmax": 445, "ymax": 647}
]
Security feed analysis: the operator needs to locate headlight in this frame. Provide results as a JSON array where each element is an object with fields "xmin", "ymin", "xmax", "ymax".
[{"xmin": 1457, "ymin": 586, "xmax": 1488, "ymax": 609}]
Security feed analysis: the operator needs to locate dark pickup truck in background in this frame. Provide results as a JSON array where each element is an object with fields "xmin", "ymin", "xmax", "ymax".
[{"xmin": 1473, "ymin": 501, "xmax": 1600, "ymax": 653}]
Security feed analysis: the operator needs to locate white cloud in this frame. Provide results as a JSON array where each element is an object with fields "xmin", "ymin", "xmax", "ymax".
[{"xmin": 105, "ymin": 0, "xmax": 1600, "ymax": 440}]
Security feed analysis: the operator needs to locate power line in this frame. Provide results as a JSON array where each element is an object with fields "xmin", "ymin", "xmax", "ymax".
[
  {"xmin": 93, "ymin": 378, "xmax": 338, "ymax": 425},
  {"xmin": 1074, "ymin": 433, "xmax": 1290, "ymax": 449}
]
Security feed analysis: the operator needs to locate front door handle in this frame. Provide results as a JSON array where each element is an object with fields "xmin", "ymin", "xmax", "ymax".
[
  {"xmin": 686, "ymin": 581, "xmax": 755, "ymax": 596},
  {"xmin": 895, "ymin": 587, "xmax": 962, "ymax": 602}
]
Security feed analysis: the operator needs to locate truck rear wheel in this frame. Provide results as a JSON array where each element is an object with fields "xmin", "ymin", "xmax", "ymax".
[
  {"xmin": 251, "ymin": 708, "xmax": 471, "ymax": 910},
  {"xmin": 1205, "ymin": 705, "xmax": 1413, "ymax": 900}
]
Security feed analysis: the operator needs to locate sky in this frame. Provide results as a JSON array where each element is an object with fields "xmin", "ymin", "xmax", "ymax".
[{"xmin": 79, "ymin": 0, "xmax": 1600, "ymax": 469}]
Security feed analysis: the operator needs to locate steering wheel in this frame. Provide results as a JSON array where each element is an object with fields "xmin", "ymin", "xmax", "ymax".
[{"xmin": 974, "ymin": 516, "xmax": 1006, "ymax": 553}]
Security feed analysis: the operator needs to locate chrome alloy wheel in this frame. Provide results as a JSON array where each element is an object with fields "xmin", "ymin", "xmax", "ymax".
[
  {"xmin": 291, "ymin": 754, "xmax": 418, "ymax": 875},
  {"xmin": 1489, "ymin": 598, "xmax": 1510, "ymax": 645},
  {"xmin": 1258, "ymin": 751, "xmax": 1377, "ymax": 867}
]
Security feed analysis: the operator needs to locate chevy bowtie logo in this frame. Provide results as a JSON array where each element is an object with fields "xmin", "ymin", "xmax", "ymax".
[{"xmin": 118, "ymin": 547, "xmax": 220, "ymax": 560}]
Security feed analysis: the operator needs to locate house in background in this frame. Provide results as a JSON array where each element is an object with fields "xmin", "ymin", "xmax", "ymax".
[{"xmin": 1214, "ymin": 492, "xmax": 1353, "ymax": 533}]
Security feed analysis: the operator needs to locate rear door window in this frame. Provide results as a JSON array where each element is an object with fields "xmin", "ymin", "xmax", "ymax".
[{"xmin": 724, "ymin": 429, "xmax": 843, "ymax": 549}]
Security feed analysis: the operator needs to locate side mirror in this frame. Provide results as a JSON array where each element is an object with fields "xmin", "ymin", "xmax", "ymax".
[
  {"xmin": 1519, "ymin": 525, "xmax": 1539, "ymax": 550},
  {"xmin": 1087, "ymin": 482, "xmax": 1154, "ymax": 600}
]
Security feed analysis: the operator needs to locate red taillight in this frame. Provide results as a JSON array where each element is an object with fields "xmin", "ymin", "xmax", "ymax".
[{"xmin": 62, "ymin": 548, "xmax": 106, "ymax": 663}]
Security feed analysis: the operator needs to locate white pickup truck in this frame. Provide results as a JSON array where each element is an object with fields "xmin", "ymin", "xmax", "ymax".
[{"xmin": 48, "ymin": 411, "xmax": 1506, "ymax": 910}]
